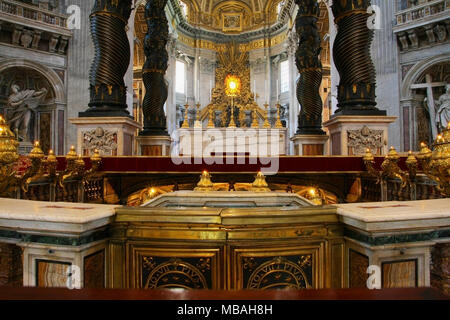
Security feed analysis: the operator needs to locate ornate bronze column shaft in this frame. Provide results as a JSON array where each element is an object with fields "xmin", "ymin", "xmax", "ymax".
[
  {"xmin": 295, "ymin": 0, "xmax": 325, "ymax": 135},
  {"xmin": 140, "ymin": 0, "xmax": 169, "ymax": 136},
  {"xmin": 332, "ymin": 0, "xmax": 385, "ymax": 115},
  {"xmin": 80, "ymin": 0, "xmax": 133, "ymax": 117}
]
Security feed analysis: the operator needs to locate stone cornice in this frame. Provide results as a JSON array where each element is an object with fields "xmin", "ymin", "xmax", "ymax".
[{"xmin": 0, "ymin": 12, "xmax": 72, "ymax": 37}]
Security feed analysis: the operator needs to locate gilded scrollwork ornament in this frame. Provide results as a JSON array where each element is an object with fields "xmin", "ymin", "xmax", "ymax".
[
  {"xmin": 362, "ymin": 137, "xmax": 449, "ymax": 197},
  {"xmin": 364, "ymin": 147, "xmax": 410, "ymax": 189},
  {"xmin": 416, "ymin": 124, "xmax": 450, "ymax": 196},
  {"xmin": 363, "ymin": 148, "xmax": 381, "ymax": 183},
  {"xmin": 196, "ymin": 258, "xmax": 211, "ymax": 273},
  {"xmin": 250, "ymin": 171, "xmax": 271, "ymax": 192},
  {"xmin": 0, "ymin": 116, "xmax": 102, "ymax": 198},
  {"xmin": 381, "ymin": 147, "xmax": 408, "ymax": 188},
  {"xmin": 405, "ymin": 151, "xmax": 418, "ymax": 182},
  {"xmin": 20, "ymin": 141, "xmax": 45, "ymax": 192},
  {"xmin": 243, "ymin": 257, "xmax": 257, "ymax": 272},
  {"xmin": 194, "ymin": 170, "xmax": 214, "ymax": 192},
  {"xmin": 0, "ymin": 115, "xmax": 19, "ymax": 196}
]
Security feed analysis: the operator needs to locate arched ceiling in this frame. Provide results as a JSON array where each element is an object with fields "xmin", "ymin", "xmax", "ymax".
[
  {"xmin": 133, "ymin": 0, "xmax": 331, "ymax": 67},
  {"xmin": 180, "ymin": 0, "xmax": 283, "ymax": 33}
]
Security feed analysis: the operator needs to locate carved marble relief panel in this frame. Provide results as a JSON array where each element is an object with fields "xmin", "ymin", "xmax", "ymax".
[
  {"xmin": 82, "ymin": 127, "xmax": 118, "ymax": 156},
  {"xmin": 347, "ymin": 126, "xmax": 384, "ymax": 155}
]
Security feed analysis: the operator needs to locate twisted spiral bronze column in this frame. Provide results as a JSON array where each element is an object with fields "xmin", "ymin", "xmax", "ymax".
[
  {"xmin": 332, "ymin": 0, "xmax": 385, "ymax": 115},
  {"xmin": 139, "ymin": 0, "xmax": 169, "ymax": 136},
  {"xmin": 295, "ymin": 0, "xmax": 325, "ymax": 135},
  {"xmin": 80, "ymin": 0, "xmax": 132, "ymax": 117}
]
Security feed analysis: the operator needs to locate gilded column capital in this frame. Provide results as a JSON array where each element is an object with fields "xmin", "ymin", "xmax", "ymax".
[
  {"xmin": 332, "ymin": 0, "xmax": 371, "ymax": 22},
  {"xmin": 90, "ymin": 0, "xmax": 133, "ymax": 22}
]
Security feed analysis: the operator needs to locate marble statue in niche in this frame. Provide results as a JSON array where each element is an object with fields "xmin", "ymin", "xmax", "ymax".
[
  {"xmin": 436, "ymin": 84, "xmax": 449, "ymax": 131},
  {"xmin": 7, "ymin": 84, "xmax": 48, "ymax": 142},
  {"xmin": 424, "ymin": 83, "xmax": 450, "ymax": 134}
]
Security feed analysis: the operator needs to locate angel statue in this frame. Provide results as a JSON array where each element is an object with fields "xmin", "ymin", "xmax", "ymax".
[{"xmin": 7, "ymin": 84, "xmax": 48, "ymax": 142}]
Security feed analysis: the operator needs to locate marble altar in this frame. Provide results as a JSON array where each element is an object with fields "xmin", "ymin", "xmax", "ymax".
[
  {"xmin": 174, "ymin": 128, "xmax": 288, "ymax": 157},
  {"xmin": 0, "ymin": 198, "xmax": 119, "ymax": 288},
  {"xmin": 0, "ymin": 196, "xmax": 448, "ymax": 290},
  {"xmin": 336, "ymin": 199, "xmax": 450, "ymax": 288}
]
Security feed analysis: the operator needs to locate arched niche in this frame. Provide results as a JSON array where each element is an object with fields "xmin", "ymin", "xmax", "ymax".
[
  {"xmin": 0, "ymin": 59, "xmax": 67, "ymax": 154},
  {"xmin": 400, "ymin": 54, "xmax": 450, "ymax": 149},
  {"xmin": 401, "ymin": 54, "xmax": 450, "ymax": 100},
  {"xmin": 0, "ymin": 59, "xmax": 65, "ymax": 103}
]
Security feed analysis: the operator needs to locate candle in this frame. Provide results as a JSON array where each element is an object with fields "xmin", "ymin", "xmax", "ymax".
[
  {"xmin": 185, "ymin": 80, "xmax": 187, "ymax": 103},
  {"xmin": 253, "ymin": 80, "xmax": 256, "ymax": 100},
  {"xmin": 197, "ymin": 79, "xmax": 200, "ymax": 103},
  {"xmin": 277, "ymin": 80, "xmax": 279, "ymax": 101},
  {"xmin": 265, "ymin": 80, "xmax": 268, "ymax": 103},
  {"xmin": 210, "ymin": 80, "xmax": 212, "ymax": 101}
]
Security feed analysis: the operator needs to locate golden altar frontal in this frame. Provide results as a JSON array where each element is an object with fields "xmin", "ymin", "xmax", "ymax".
[{"xmin": 110, "ymin": 191, "xmax": 345, "ymax": 290}]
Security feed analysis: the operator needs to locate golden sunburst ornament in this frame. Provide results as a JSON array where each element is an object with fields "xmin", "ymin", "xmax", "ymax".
[{"xmin": 225, "ymin": 74, "xmax": 241, "ymax": 97}]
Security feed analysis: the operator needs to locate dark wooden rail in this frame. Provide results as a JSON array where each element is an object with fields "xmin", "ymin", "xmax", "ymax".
[
  {"xmin": 56, "ymin": 156, "xmax": 392, "ymax": 173},
  {"xmin": 0, "ymin": 287, "xmax": 447, "ymax": 300}
]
